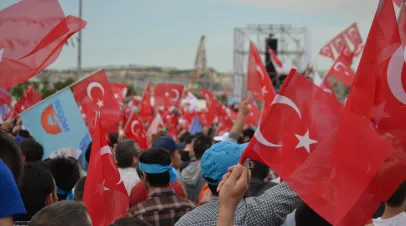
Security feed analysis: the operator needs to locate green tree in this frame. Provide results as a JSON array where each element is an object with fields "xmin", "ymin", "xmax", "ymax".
[{"xmin": 127, "ymin": 84, "xmax": 137, "ymax": 96}]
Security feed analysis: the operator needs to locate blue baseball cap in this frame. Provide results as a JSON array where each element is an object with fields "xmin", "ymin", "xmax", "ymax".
[
  {"xmin": 151, "ymin": 135, "xmax": 186, "ymax": 153},
  {"xmin": 201, "ymin": 141, "xmax": 248, "ymax": 185}
]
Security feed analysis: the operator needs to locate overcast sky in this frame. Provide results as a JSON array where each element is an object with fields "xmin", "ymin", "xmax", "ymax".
[{"xmin": 1, "ymin": 0, "xmax": 389, "ymax": 72}]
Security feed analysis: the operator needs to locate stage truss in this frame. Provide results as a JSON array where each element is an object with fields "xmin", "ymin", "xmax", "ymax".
[{"xmin": 232, "ymin": 24, "xmax": 310, "ymax": 99}]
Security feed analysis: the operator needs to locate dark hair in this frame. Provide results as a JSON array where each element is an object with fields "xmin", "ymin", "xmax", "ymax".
[
  {"xmin": 138, "ymin": 148, "xmax": 171, "ymax": 187},
  {"xmin": 46, "ymin": 157, "xmax": 80, "ymax": 197},
  {"xmin": 20, "ymin": 138, "xmax": 44, "ymax": 163},
  {"xmin": 115, "ymin": 140, "xmax": 140, "ymax": 168},
  {"xmin": 109, "ymin": 133, "xmax": 119, "ymax": 147},
  {"xmin": 242, "ymin": 128, "xmax": 255, "ymax": 140},
  {"xmin": 110, "ymin": 217, "xmax": 152, "ymax": 226},
  {"xmin": 295, "ymin": 203, "xmax": 331, "ymax": 226},
  {"xmin": 205, "ymin": 179, "xmax": 219, "ymax": 196},
  {"xmin": 29, "ymin": 200, "xmax": 91, "ymax": 226},
  {"xmin": 19, "ymin": 162, "xmax": 55, "ymax": 220},
  {"xmin": 19, "ymin": 129, "xmax": 31, "ymax": 138},
  {"xmin": 250, "ymin": 160, "xmax": 270, "ymax": 180},
  {"xmin": 0, "ymin": 130, "xmax": 24, "ymax": 186},
  {"xmin": 73, "ymin": 176, "xmax": 86, "ymax": 201},
  {"xmin": 85, "ymin": 142, "xmax": 92, "ymax": 164},
  {"xmin": 178, "ymin": 131, "xmax": 192, "ymax": 144},
  {"xmin": 193, "ymin": 135, "xmax": 212, "ymax": 160},
  {"xmin": 386, "ymin": 180, "xmax": 406, "ymax": 208}
]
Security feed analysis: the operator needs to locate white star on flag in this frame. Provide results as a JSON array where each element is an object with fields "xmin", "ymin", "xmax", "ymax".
[
  {"xmin": 295, "ymin": 130, "xmax": 317, "ymax": 153},
  {"xmin": 370, "ymin": 102, "xmax": 390, "ymax": 125},
  {"xmin": 96, "ymin": 100, "xmax": 104, "ymax": 108},
  {"xmin": 0, "ymin": 48, "xmax": 4, "ymax": 62},
  {"xmin": 261, "ymin": 86, "xmax": 268, "ymax": 96}
]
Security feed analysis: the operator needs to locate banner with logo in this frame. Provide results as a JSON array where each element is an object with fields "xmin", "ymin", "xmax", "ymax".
[{"xmin": 20, "ymin": 89, "xmax": 91, "ymax": 159}]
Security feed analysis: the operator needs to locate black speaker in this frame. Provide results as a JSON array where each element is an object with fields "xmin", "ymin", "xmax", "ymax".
[{"xmin": 265, "ymin": 35, "xmax": 278, "ymax": 88}]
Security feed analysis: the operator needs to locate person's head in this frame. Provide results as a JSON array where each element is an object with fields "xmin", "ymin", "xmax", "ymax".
[
  {"xmin": 29, "ymin": 200, "xmax": 91, "ymax": 226},
  {"xmin": 115, "ymin": 140, "xmax": 141, "ymax": 169},
  {"xmin": 73, "ymin": 176, "xmax": 86, "ymax": 201},
  {"xmin": 138, "ymin": 147, "xmax": 173, "ymax": 189},
  {"xmin": 20, "ymin": 138, "xmax": 44, "ymax": 163},
  {"xmin": 242, "ymin": 128, "xmax": 255, "ymax": 143},
  {"xmin": 192, "ymin": 135, "xmax": 213, "ymax": 160},
  {"xmin": 295, "ymin": 203, "xmax": 331, "ymax": 226},
  {"xmin": 19, "ymin": 129, "xmax": 31, "ymax": 138},
  {"xmin": 151, "ymin": 135, "xmax": 185, "ymax": 170},
  {"xmin": 201, "ymin": 141, "xmax": 247, "ymax": 196},
  {"xmin": 250, "ymin": 160, "xmax": 270, "ymax": 181},
  {"xmin": 85, "ymin": 141, "xmax": 92, "ymax": 164},
  {"xmin": 20, "ymin": 162, "xmax": 58, "ymax": 220},
  {"xmin": 109, "ymin": 133, "xmax": 119, "ymax": 148},
  {"xmin": 46, "ymin": 156, "xmax": 80, "ymax": 200},
  {"xmin": 0, "ymin": 130, "xmax": 24, "ymax": 186},
  {"xmin": 110, "ymin": 217, "xmax": 152, "ymax": 226},
  {"xmin": 386, "ymin": 180, "xmax": 406, "ymax": 209}
]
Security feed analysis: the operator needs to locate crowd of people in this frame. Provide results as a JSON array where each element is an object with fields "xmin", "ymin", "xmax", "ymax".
[{"xmin": 0, "ymin": 101, "xmax": 405, "ymax": 226}]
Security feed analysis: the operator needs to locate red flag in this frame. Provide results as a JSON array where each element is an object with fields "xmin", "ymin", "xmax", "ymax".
[
  {"xmin": 139, "ymin": 82, "xmax": 153, "ymax": 119},
  {"xmin": 393, "ymin": 0, "xmax": 402, "ymax": 7},
  {"xmin": 267, "ymin": 46, "xmax": 291, "ymax": 74},
  {"xmin": 72, "ymin": 69, "xmax": 121, "ymax": 131},
  {"xmin": 343, "ymin": 23, "xmax": 363, "ymax": 47},
  {"xmin": 325, "ymin": 49, "xmax": 355, "ymax": 86},
  {"xmin": 353, "ymin": 43, "xmax": 365, "ymax": 57},
  {"xmin": 110, "ymin": 83, "xmax": 128, "ymax": 104},
  {"xmin": 341, "ymin": 45, "xmax": 355, "ymax": 65},
  {"xmin": 241, "ymin": 69, "xmax": 343, "ymax": 178},
  {"xmin": 247, "ymin": 41, "xmax": 276, "ymax": 104},
  {"xmin": 124, "ymin": 112, "xmax": 149, "ymax": 150},
  {"xmin": 286, "ymin": 109, "xmax": 393, "ymax": 226},
  {"xmin": 319, "ymin": 43, "xmax": 335, "ymax": 60},
  {"xmin": 15, "ymin": 84, "xmax": 42, "ymax": 113},
  {"xmin": 0, "ymin": 0, "xmax": 86, "ymax": 88},
  {"xmin": 153, "ymin": 84, "xmax": 184, "ymax": 110},
  {"xmin": 200, "ymin": 89, "xmax": 217, "ymax": 125},
  {"xmin": 83, "ymin": 113, "xmax": 129, "ymax": 226},
  {"xmin": 345, "ymin": 0, "xmax": 406, "ymax": 207},
  {"xmin": 331, "ymin": 33, "xmax": 349, "ymax": 54},
  {"xmin": 244, "ymin": 99, "xmax": 261, "ymax": 126},
  {"xmin": 0, "ymin": 88, "xmax": 11, "ymax": 106}
]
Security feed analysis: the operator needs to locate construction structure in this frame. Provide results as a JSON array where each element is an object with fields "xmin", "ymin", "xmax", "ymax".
[{"xmin": 232, "ymin": 24, "xmax": 310, "ymax": 99}]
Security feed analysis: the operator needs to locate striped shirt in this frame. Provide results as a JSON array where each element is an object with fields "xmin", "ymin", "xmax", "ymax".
[{"xmin": 127, "ymin": 187, "xmax": 196, "ymax": 226}]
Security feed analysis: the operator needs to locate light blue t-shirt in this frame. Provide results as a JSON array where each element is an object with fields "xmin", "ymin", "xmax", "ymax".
[{"xmin": 0, "ymin": 159, "xmax": 26, "ymax": 218}]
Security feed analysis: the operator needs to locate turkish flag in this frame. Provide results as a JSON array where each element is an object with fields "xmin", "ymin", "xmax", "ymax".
[
  {"xmin": 285, "ymin": 109, "xmax": 393, "ymax": 226},
  {"xmin": 331, "ymin": 33, "xmax": 349, "ymax": 54},
  {"xmin": 200, "ymin": 89, "xmax": 217, "ymax": 125},
  {"xmin": 319, "ymin": 43, "xmax": 335, "ymax": 60},
  {"xmin": 341, "ymin": 45, "xmax": 354, "ymax": 65},
  {"xmin": 343, "ymin": 23, "xmax": 363, "ymax": 47},
  {"xmin": 15, "ymin": 84, "xmax": 42, "ymax": 113},
  {"xmin": 124, "ymin": 112, "xmax": 149, "ymax": 150},
  {"xmin": 154, "ymin": 84, "xmax": 184, "ymax": 110},
  {"xmin": 325, "ymin": 49, "xmax": 355, "ymax": 86},
  {"xmin": 139, "ymin": 82, "xmax": 153, "ymax": 120},
  {"xmin": 247, "ymin": 41, "xmax": 276, "ymax": 104},
  {"xmin": 240, "ymin": 69, "xmax": 343, "ymax": 179},
  {"xmin": 344, "ymin": 0, "xmax": 406, "ymax": 210},
  {"xmin": 110, "ymin": 83, "xmax": 128, "ymax": 104},
  {"xmin": 244, "ymin": 99, "xmax": 261, "ymax": 126},
  {"xmin": 72, "ymin": 69, "xmax": 121, "ymax": 131},
  {"xmin": 0, "ymin": 0, "xmax": 86, "ymax": 88},
  {"xmin": 0, "ymin": 88, "xmax": 11, "ymax": 106},
  {"xmin": 83, "ymin": 113, "xmax": 129, "ymax": 226},
  {"xmin": 267, "ymin": 46, "xmax": 291, "ymax": 74}
]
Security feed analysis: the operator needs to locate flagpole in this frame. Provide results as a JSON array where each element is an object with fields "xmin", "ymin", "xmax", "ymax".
[
  {"xmin": 123, "ymin": 110, "xmax": 135, "ymax": 131},
  {"xmin": 77, "ymin": 0, "xmax": 83, "ymax": 80},
  {"xmin": 398, "ymin": 0, "xmax": 406, "ymax": 24},
  {"xmin": 17, "ymin": 68, "xmax": 104, "ymax": 116}
]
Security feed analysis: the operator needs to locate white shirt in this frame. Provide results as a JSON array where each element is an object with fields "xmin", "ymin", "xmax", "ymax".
[
  {"xmin": 118, "ymin": 167, "xmax": 140, "ymax": 195},
  {"xmin": 373, "ymin": 212, "xmax": 406, "ymax": 226}
]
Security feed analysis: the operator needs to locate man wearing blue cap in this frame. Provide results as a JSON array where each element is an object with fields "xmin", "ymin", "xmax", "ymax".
[
  {"xmin": 151, "ymin": 135, "xmax": 185, "ymax": 170},
  {"xmin": 127, "ymin": 147, "xmax": 195, "ymax": 226},
  {"xmin": 175, "ymin": 141, "xmax": 302, "ymax": 226}
]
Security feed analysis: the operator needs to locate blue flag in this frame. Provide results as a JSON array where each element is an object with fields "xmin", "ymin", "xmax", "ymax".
[
  {"xmin": 189, "ymin": 115, "xmax": 202, "ymax": 135},
  {"xmin": 20, "ymin": 89, "xmax": 91, "ymax": 159}
]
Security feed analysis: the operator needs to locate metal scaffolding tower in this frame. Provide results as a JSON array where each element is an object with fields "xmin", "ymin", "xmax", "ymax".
[{"xmin": 232, "ymin": 24, "xmax": 309, "ymax": 99}]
